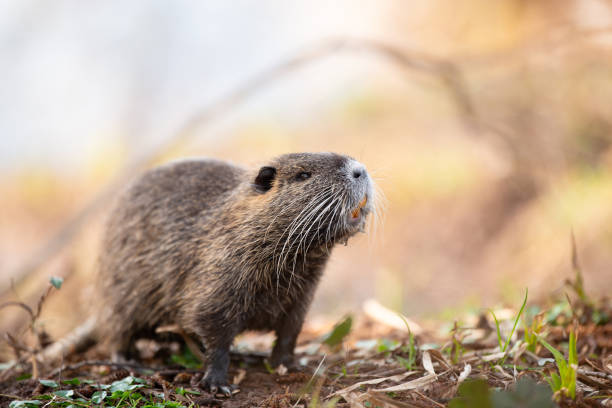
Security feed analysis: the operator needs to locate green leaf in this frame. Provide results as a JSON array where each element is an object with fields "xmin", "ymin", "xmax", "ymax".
[
  {"xmin": 8, "ymin": 401, "xmax": 42, "ymax": 408},
  {"xmin": 39, "ymin": 379, "xmax": 59, "ymax": 388},
  {"xmin": 91, "ymin": 390, "xmax": 107, "ymax": 404},
  {"xmin": 62, "ymin": 378, "xmax": 81, "ymax": 386},
  {"xmin": 175, "ymin": 387, "xmax": 200, "ymax": 396},
  {"xmin": 322, "ymin": 315, "xmax": 352, "ymax": 347},
  {"xmin": 452, "ymin": 378, "xmax": 557, "ymax": 408},
  {"xmin": 377, "ymin": 338, "xmax": 399, "ymax": 352},
  {"xmin": 568, "ymin": 332, "xmax": 578, "ymax": 366},
  {"xmin": 263, "ymin": 359, "xmax": 275, "ymax": 374},
  {"xmin": 169, "ymin": 346, "xmax": 202, "ymax": 369},
  {"xmin": 53, "ymin": 389, "xmax": 74, "ymax": 398},
  {"xmin": 489, "ymin": 309, "xmax": 503, "ymax": 351},
  {"xmin": 490, "ymin": 288, "xmax": 529, "ymax": 359},
  {"xmin": 110, "ymin": 390, "xmax": 130, "ymax": 400},
  {"xmin": 536, "ymin": 336, "xmax": 566, "ymax": 368},
  {"xmin": 491, "ymin": 378, "xmax": 556, "ymax": 408},
  {"xmin": 502, "ymin": 288, "xmax": 528, "ymax": 353},
  {"xmin": 592, "ymin": 309, "xmax": 610, "ymax": 325},
  {"xmin": 109, "ymin": 376, "xmax": 144, "ymax": 392},
  {"xmin": 396, "ymin": 356, "xmax": 413, "ymax": 370},
  {"xmin": 549, "ymin": 372, "xmax": 561, "ymax": 391},
  {"xmin": 449, "ymin": 379, "xmax": 492, "ymax": 408},
  {"xmin": 545, "ymin": 302, "xmax": 570, "ymax": 324},
  {"xmin": 49, "ymin": 276, "xmax": 63, "ymax": 289}
]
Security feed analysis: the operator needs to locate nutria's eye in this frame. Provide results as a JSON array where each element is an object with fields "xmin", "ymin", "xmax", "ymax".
[{"xmin": 295, "ymin": 171, "xmax": 311, "ymax": 181}]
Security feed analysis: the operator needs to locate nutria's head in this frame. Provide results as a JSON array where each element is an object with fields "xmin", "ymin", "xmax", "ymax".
[{"xmin": 250, "ymin": 153, "xmax": 376, "ymax": 261}]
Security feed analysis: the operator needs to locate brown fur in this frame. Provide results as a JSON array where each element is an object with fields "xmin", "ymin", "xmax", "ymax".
[{"xmin": 97, "ymin": 152, "xmax": 375, "ymax": 393}]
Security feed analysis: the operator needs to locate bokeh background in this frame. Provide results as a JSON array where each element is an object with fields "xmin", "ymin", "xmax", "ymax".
[{"xmin": 2, "ymin": 1, "xmax": 612, "ymax": 354}]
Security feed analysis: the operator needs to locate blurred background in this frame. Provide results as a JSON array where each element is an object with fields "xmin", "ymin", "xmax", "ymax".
[{"xmin": 2, "ymin": 0, "xmax": 612, "ymax": 353}]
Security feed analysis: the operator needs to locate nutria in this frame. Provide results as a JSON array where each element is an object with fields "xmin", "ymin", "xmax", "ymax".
[{"xmin": 97, "ymin": 152, "xmax": 376, "ymax": 395}]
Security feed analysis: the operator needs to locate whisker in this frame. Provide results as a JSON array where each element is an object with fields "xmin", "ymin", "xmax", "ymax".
[
  {"xmin": 284, "ymin": 191, "xmax": 335, "ymax": 268},
  {"xmin": 276, "ymin": 188, "xmax": 334, "ymax": 276},
  {"xmin": 284, "ymin": 191, "xmax": 337, "ymax": 292}
]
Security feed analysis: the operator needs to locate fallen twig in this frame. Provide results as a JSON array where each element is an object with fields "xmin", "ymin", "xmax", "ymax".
[{"xmin": 578, "ymin": 369, "xmax": 612, "ymax": 382}]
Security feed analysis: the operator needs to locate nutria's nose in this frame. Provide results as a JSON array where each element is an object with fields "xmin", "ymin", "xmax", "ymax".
[{"xmin": 350, "ymin": 162, "xmax": 367, "ymax": 180}]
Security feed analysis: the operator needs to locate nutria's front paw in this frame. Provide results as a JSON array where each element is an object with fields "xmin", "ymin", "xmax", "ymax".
[{"xmin": 201, "ymin": 370, "xmax": 235, "ymax": 397}]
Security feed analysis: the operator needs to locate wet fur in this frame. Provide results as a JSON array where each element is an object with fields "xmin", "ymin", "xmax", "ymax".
[{"xmin": 97, "ymin": 152, "xmax": 374, "ymax": 392}]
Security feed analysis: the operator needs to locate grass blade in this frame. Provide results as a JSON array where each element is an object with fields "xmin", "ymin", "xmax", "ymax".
[
  {"xmin": 502, "ymin": 288, "xmax": 528, "ymax": 352},
  {"xmin": 489, "ymin": 309, "xmax": 503, "ymax": 350}
]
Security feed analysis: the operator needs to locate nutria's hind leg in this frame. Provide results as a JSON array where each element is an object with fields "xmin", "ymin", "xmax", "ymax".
[{"xmin": 270, "ymin": 305, "xmax": 308, "ymax": 370}]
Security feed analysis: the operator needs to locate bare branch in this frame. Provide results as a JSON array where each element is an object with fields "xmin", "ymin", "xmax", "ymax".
[
  {"xmin": 0, "ymin": 301, "xmax": 35, "ymax": 320},
  {"xmin": 0, "ymin": 37, "xmax": 483, "ymax": 294}
]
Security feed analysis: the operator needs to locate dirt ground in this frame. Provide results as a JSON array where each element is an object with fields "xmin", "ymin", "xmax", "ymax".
[{"xmin": 1, "ymin": 295, "xmax": 611, "ymax": 408}]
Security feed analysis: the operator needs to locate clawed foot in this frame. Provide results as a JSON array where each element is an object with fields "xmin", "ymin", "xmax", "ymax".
[{"xmin": 201, "ymin": 372, "xmax": 237, "ymax": 397}]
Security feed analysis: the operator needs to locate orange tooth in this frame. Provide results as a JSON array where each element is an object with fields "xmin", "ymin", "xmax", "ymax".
[
  {"xmin": 359, "ymin": 196, "xmax": 367, "ymax": 208},
  {"xmin": 351, "ymin": 196, "xmax": 367, "ymax": 218}
]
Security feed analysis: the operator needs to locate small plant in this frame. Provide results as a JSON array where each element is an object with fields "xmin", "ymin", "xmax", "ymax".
[
  {"xmin": 263, "ymin": 359, "xmax": 276, "ymax": 374},
  {"xmin": 449, "ymin": 378, "xmax": 556, "ymax": 408},
  {"xmin": 169, "ymin": 345, "xmax": 202, "ymax": 369},
  {"xmin": 537, "ymin": 330, "xmax": 578, "ymax": 400},
  {"xmin": 23, "ymin": 376, "xmax": 167, "ymax": 408},
  {"xmin": 376, "ymin": 338, "xmax": 399, "ymax": 354},
  {"xmin": 545, "ymin": 301, "xmax": 571, "ymax": 325},
  {"xmin": 1, "ymin": 276, "xmax": 65, "ymax": 373},
  {"xmin": 175, "ymin": 387, "xmax": 200, "ymax": 397},
  {"xmin": 448, "ymin": 321, "xmax": 465, "ymax": 364},
  {"xmin": 395, "ymin": 313, "xmax": 417, "ymax": 370},
  {"xmin": 11, "ymin": 389, "xmax": 174, "ymax": 407},
  {"xmin": 524, "ymin": 313, "xmax": 544, "ymax": 353},
  {"xmin": 567, "ymin": 233, "xmax": 591, "ymax": 307},
  {"xmin": 490, "ymin": 288, "xmax": 528, "ymax": 362},
  {"xmin": 396, "ymin": 330, "xmax": 416, "ymax": 370}
]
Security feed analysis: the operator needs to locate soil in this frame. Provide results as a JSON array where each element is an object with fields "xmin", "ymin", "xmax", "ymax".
[{"xmin": 1, "ymin": 307, "xmax": 611, "ymax": 407}]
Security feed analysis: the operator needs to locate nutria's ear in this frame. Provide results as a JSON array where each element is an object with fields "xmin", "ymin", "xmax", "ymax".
[{"xmin": 254, "ymin": 166, "xmax": 276, "ymax": 193}]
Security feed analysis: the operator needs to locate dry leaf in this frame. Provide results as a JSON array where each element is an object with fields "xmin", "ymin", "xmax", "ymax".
[
  {"xmin": 422, "ymin": 351, "xmax": 436, "ymax": 375},
  {"xmin": 330, "ymin": 371, "xmax": 417, "ymax": 397},
  {"xmin": 458, "ymin": 363, "xmax": 471, "ymax": 383},
  {"xmin": 373, "ymin": 373, "xmax": 438, "ymax": 392}
]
